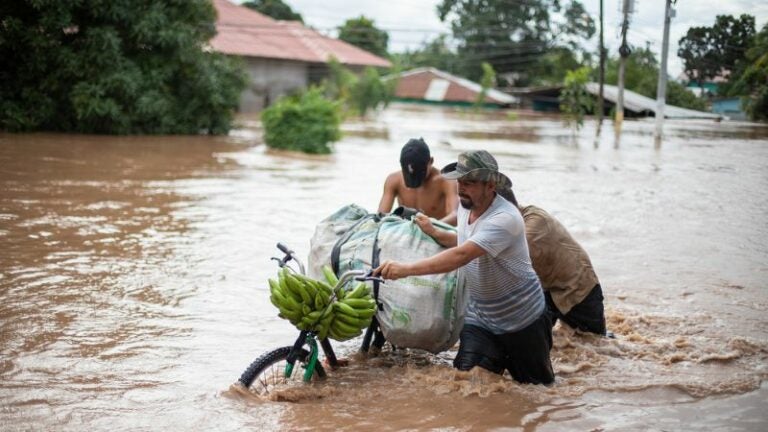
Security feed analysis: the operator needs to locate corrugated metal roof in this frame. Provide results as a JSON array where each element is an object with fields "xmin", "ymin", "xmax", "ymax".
[
  {"xmin": 210, "ymin": 0, "xmax": 390, "ymax": 68},
  {"xmin": 585, "ymin": 83, "xmax": 720, "ymax": 119},
  {"xmin": 388, "ymin": 67, "xmax": 518, "ymax": 105}
]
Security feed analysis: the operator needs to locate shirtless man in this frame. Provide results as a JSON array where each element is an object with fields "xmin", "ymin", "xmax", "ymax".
[{"xmin": 377, "ymin": 138, "xmax": 458, "ymax": 222}]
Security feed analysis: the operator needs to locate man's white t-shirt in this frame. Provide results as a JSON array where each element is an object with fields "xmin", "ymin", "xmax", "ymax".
[{"xmin": 458, "ymin": 194, "xmax": 545, "ymax": 334}]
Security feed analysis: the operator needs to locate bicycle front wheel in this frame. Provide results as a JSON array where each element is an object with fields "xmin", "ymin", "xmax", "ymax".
[{"xmin": 238, "ymin": 346, "xmax": 325, "ymax": 396}]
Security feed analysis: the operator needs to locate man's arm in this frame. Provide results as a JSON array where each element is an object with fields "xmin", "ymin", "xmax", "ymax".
[
  {"xmin": 373, "ymin": 240, "xmax": 485, "ymax": 280},
  {"xmin": 414, "ymin": 213, "xmax": 457, "ymax": 248},
  {"xmin": 377, "ymin": 173, "xmax": 399, "ymax": 214}
]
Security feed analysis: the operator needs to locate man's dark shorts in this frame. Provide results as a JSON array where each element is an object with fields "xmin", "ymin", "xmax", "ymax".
[
  {"xmin": 545, "ymin": 283, "xmax": 606, "ymax": 335},
  {"xmin": 453, "ymin": 311, "xmax": 554, "ymax": 385}
]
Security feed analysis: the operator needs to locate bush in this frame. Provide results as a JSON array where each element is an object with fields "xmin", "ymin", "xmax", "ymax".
[
  {"xmin": 350, "ymin": 67, "xmax": 388, "ymax": 117},
  {"xmin": 261, "ymin": 88, "xmax": 342, "ymax": 154}
]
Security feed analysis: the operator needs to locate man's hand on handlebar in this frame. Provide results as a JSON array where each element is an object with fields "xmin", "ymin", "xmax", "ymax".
[{"xmin": 373, "ymin": 260, "xmax": 410, "ymax": 281}]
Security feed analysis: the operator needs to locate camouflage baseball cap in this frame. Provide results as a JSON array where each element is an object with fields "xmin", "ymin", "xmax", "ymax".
[{"xmin": 440, "ymin": 150, "xmax": 512, "ymax": 189}]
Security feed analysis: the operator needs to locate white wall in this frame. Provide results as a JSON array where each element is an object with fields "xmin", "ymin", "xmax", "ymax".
[{"xmin": 239, "ymin": 58, "xmax": 308, "ymax": 113}]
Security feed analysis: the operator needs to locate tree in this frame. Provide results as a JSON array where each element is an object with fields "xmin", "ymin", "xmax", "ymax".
[
  {"xmin": 528, "ymin": 47, "xmax": 582, "ymax": 86},
  {"xmin": 728, "ymin": 23, "xmax": 768, "ymax": 120},
  {"xmin": 474, "ymin": 62, "xmax": 496, "ymax": 109},
  {"xmin": 389, "ymin": 35, "xmax": 461, "ymax": 76},
  {"xmin": 559, "ymin": 67, "xmax": 593, "ymax": 131},
  {"xmin": 605, "ymin": 45, "xmax": 659, "ymax": 97},
  {"xmin": 242, "ymin": 0, "xmax": 303, "ymax": 22},
  {"xmin": 350, "ymin": 67, "xmax": 388, "ymax": 117},
  {"xmin": 678, "ymin": 26, "xmax": 717, "ymax": 88},
  {"xmin": 437, "ymin": 0, "xmax": 595, "ymax": 83},
  {"xmin": 337, "ymin": 16, "xmax": 389, "ymax": 58},
  {"xmin": 678, "ymin": 14, "xmax": 755, "ymax": 89},
  {"xmin": 605, "ymin": 46, "xmax": 705, "ymax": 111},
  {"xmin": 323, "ymin": 57, "xmax": 394, "ymax": 118},
  {"xmin": 0, "ymin": 0, "xmax": 247, "ymax": 134}
]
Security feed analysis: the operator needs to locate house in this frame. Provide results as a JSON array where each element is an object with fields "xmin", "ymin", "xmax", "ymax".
[
  {"xmin": 514, "ymin": 83, "xmax": 721, "ymax": 119},
  {"xmin": 387, "ymin": 67, "xmax": 518, "ymax": 107},
  {"xmin": 711, "ymin": 97, "xmax": 747, "ymax": 120},
  {"xmin": 210, "ymin": 0, "xmax": 390, "ymax": 112}
]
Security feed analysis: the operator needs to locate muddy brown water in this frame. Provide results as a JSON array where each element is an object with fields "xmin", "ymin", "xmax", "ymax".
[{"xmin": 1, "ymin": 104, "xmax": 767, "ymax": 431}]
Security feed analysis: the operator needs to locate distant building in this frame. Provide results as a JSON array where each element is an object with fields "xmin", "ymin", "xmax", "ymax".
[
  {"xmin": 513, "ymin": 83, "xmax": 721, "ymax": 119},
  {"xmin": 711, "ymin": 98, "xmax": 747, "ymax": 120},
  {"xmin": 210, "ymin": 0, "xmax": 390, "ymax": 112},
  {"xmin": 678, "ymin": 72, "xmax": 729, "ymax": 98},
  {"xmin": 387, "ymin": 67, "xmax": 518, "ymax": 107}
]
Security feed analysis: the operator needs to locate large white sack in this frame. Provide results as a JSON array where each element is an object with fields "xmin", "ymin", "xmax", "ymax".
[{"xmin": 308, "ymin": 204, "xmax": 466, "ymax": 353}]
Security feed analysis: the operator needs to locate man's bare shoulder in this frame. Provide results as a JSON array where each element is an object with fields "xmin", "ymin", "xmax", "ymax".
[{"xmin": 384, "ymin": 170, "xmax": 404, "ymax": 188}]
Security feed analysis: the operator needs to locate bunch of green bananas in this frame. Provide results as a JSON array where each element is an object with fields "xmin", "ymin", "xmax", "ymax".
[{"xmin": 268, "ymin": 265, "xmax": 377, "ymax": 341}]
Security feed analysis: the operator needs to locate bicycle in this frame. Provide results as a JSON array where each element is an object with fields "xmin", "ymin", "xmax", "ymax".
[{"xmin": 237, "ymin": 243, "xmax": 385, "ymax": 396}]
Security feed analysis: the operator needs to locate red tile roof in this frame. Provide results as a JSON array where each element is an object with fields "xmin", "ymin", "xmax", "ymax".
[
  {"xmin": 390, "ymin": 67, "xmax": 517, "ymax": 105},
  {"xmin": 210, "ymin": 0, "xmax": 390, "ymax": 68}
]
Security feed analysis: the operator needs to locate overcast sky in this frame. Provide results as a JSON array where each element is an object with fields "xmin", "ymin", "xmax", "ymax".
[{"xmin": 276, "ymin": 0, "xmax": 768, "ymax": 78}]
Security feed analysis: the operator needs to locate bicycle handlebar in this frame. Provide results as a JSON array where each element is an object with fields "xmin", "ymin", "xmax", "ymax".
[{"xmin": 276, "ymin": 242, "xmax": 292, "ymax": 255}]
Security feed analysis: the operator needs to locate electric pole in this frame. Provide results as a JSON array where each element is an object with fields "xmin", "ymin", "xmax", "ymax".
[
  {"xmin": 654, "ymin": 0, "xmax": 675, "ymax": 146},
  {"xmin": 597, "ymin": 0, "xmax": 605, "ymax": 132},
  {"xmin": 615, "ymin": 0, "xmax": 632, "ymax": 135}
]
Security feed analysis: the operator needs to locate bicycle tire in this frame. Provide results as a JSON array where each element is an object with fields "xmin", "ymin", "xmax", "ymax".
[{"xmin": 238, "ymin": 346, "xmax": 323, "ymax": 396}]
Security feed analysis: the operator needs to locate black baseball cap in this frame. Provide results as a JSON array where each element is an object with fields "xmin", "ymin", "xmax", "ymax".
[{"xmin": 400, "ymin": 138, "xmax": 431, "ymax": 188}]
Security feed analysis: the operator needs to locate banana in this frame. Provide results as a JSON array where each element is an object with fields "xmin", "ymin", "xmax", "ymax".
[
  {"xmin": 331, "ymin": 318, "xmax": 362, "ymax": 338},
  {"xmin": 321, "ymin": 265, "xmax": 338, "ymax": 286},
  {"xmin": 286, "ymin": 273, "xmax": 312, "ymax": 304},
  {"xmin": 333, "ymin": 301, "xmax": 359, "ymax": 318},
  {"xmin": 346, "ymin": 282, "xmax": 370, "ymax": 299},
  {"xmin": 355, "ymin": 307, "xmax": 377, "ymax": 319},
  {"xmin": 341, "ymin": 297, "xmax": 375, "ymax": 310},
  {"xmin": 279, "ymin": 269, "xmax": 303, "ymax": 303},
  {"xmin": 314, "ymin": 292, "xmax": 325, "ymax": 310},
  {"xmin": 334, "ymin": 311, "xmax": 365, "ymax": 327},
  {"xmin": 316, "ymin": 280, "xmax": 334, "ymax": 298}
]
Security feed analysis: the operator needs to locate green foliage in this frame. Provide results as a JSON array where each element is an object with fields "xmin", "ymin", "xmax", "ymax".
[
  {"xmin": 350, "ymin": 67, "xmax": 389, "ymax": 117},
  {"xmin": 678, "ymin": 14, "xmax": 756, "ymax": 86},
  {"xmin": 437, "ymin": 0, "xmax": 594, "ymax": 83},
  {"xmin": 605, "ymin": 46, "xmax": 659, "ymax": 98},
  {"xmin": 666, "ymin": 82, "xmax": 707, "ymax": 112},
  {"xmin": 0, "ymin": 0, "xmax": 247, "ymax": 134},
  {"xmin": 528, "ymin": 47, "xmax": 582, "ymax": 86},
  {"xmin": 337, "ymin": 16, "xmax": 389, "ymax": 58},
  {"xmin": 474, "ymin": 62, "xmax": 496, "ymax": 109},
  {"xmin": 261, "ymin": 88, "xmax": 341, "ymax": 154},
  {"xmin": 728, "ymin": 23, "xmax": 768, "ymax": 121},
  {"xmin": 322, "ymin": 58, "xmax": 393, "ymax": 118},
  {"xmin": 324, "ymin": 57, "xmax": 357, "ymax": 105},
  {"xmin": 559, "ymin": 66, "xmax": 593, "ymax": 130},
  {"xmin": 242, "ymin": 0, "xmax": 303, "ymax": 22},
  {"xmin": 389, "ymin": 36, "xmax": 461, "ymax": 75},
  {"xmin": 604, "ymin": 46, "xmax": 705, "ymax": 111}
]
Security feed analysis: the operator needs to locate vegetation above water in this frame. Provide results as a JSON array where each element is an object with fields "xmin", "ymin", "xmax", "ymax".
[
  {"xmin": 0, "ymin": 0, "xmax": 247, "ymax": 134},
  {"xmin": 261, "ymin": 88, "xmax": 342, "ymax": 155}
]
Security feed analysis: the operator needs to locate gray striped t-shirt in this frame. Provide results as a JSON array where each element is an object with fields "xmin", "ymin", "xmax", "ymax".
[{"xmin": 458, "ymin": 194, "xmax": 545, "ymax": 334}]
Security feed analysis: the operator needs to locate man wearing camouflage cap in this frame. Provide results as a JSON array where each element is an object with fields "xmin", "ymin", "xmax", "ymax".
[{"xmin": 374, "ymin": 150, "xmax": 554, "ymax": 385}]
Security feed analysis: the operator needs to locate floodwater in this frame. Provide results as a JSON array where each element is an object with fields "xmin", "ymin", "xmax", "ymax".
[{"xmin": 1, "ymin": 104, "xmax": 767, "ymax": 431}]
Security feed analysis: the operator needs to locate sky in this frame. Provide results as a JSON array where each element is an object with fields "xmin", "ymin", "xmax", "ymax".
[{"xmin": 269, "ymin": 0, "xmax": 768, "ymax": 79}]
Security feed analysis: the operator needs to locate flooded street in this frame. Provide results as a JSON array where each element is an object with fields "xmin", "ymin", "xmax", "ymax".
[{"xmin": 1, "ymin": 104, "xmax": 767, "ymax": 431}]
